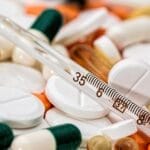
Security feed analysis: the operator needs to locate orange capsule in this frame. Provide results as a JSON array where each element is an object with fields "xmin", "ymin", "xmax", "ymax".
[{"xmin": 33, "ymin": 92, "xmax": 52, "ymax": 112}]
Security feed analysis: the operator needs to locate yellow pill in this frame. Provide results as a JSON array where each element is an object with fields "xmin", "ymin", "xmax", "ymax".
[
  {"xmin": 114, "ymin": 137, "xmax": 139, "ymax": 150},
  {"xmin": 129, "ymin": 7, "xmax": 150, "ymax": 18},
  {"xmin": 87, "ymin": 135, "xmax": 112, "ymax": 150}
]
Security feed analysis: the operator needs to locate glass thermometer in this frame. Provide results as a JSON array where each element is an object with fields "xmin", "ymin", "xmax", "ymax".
[{"xmin": 0, "ymin": 16, "xmax": 149, "ymax": 131}]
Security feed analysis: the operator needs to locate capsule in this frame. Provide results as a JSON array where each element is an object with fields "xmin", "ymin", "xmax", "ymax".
[
  {"xmin": 11, "ymin": 124, "xmax": 82, "ymax": 150},
  {"xmin": 0, "ymin": 123, "xmax": 14, "ymax": 150},
  {"xmin": 12, "ymin": 9, "xmax": 63, "ymax": 67}
]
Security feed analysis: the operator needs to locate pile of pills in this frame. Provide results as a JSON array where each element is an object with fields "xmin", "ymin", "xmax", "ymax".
[{"xmin": 0, "ymin": 0, "xmax": 149, "ymax": 150}]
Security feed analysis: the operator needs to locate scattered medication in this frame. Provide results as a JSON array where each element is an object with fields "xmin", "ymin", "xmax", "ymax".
[
  {"xmin": 0, "ymin": 123, "xmax": 14, "ymax": 150},
  {"xmin": 87, "ymin": 135, "xmax": 112, "ymax": 150},
  {"xmin": 11, "ymin": 124, "xmax": 82, "ymax": 150},
  {"xmin": 114, "ymin": 137, "xmax": 139, "ymax": 150},
  {"xmin": 45, "ymin": 75, "xmax": 109, "ymax": 119},
  {"xmin": 0, "ymin": 86, "xmax": 44, "ymax": 128}
]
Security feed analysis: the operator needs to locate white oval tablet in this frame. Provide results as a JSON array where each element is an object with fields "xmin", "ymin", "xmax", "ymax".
[
  {"xmin": 0, "ymin": 63, "xmax": 46, "ymax": 93},
  {"xmin": 45, "ymin": 108, "xmax": 111, "ymax": 139},
  {"xmin": 0, "ymin": 86, "xmax": 44, "ymax": 128},
  {"xmin": 45, "ymin": 75, "xmax": 109, "ymax": 119},
  {"xmin": 108, "ymin": 59, "xmax": 150, "ymax": 106},
  {"xmin": 107, "ymin": 17, "xmax": 150, "ymax": 49}
]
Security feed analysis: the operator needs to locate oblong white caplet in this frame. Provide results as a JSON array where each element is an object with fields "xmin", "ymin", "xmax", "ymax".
[
  {"xmin": 96, "ymin": 119, "xmax": 137, "ymax": 141},
  {"xmin": 94, "ymin": 36, "xmax": 121, "ymax": 64},
  {"xmin": 45, "ymin": 108, "xmax": 112, "ymax": 140},
  {"xmin": 0, "ymin": 86, "xmax": 44, "ymax": 128},
  {"xmin": 11, "ymin": 129, "xmax": 56, "ymax": 150},
  {"xmin": 0, "ymin": 36, "xmax": 14, "ymax": 61},
  {"xmin": 0, "ymin": 63, "xmax": 45, "ymax": 93},
  {"xmin": 108, "ymin": 59, "xmax": 150, "ymax": 106},
  {"xmin": 45, "ymin": 75, "xmax": 109, "ymax": 119},
  {"xmin": 53, "ymin": 8, "xmax": 108, "ymax": 45},
  {"xmin": 12, "ymin": 29, "xmax": 49, "ymax": 67},
  {"xmin": 107, "ymin": 17, "xmax": 150, "ymax": 49}
]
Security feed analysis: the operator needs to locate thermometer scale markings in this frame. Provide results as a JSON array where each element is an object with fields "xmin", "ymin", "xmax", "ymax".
[{"xmin": 73, "ymin": 71, "xmax": 150, "ymax": 125}]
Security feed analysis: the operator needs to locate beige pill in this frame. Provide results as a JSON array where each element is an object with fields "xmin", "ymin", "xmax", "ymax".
[
  {"xmin": 114, "ymin": 137, "xmax": 139, "ymax": 150},
  {"xmin": 87, "ymin": 135, "xmax": 112, "ymax": 150}
]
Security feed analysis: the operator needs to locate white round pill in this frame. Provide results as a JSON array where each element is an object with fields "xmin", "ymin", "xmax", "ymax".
[
  {"xmin": 0, "ymin": 86, "xmax": 44, "ymax": 128},
  {"xmin": 0, "ymin": 63, "xmax": 46, "ymax": 93},
  {"xmin": 45, "ymin": 75, "xmax": 109, "ymax": 119}
]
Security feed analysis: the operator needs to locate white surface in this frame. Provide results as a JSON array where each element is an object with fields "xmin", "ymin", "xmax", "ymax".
[
  {"xmin": 46, "ymin": 75, "xmax": 109, "ymax": 119},
  {"xmin": 0, "ymin": 63, "xmax": 46, "ymax": 93},
  {"xmin": 0, "ymin": 86, "xmax": 44, "ymax": 128},
  {"xmin": 108, "ymin": 59, "xmax": 150, "ymax": 106},
  {"xmin": 11, "ymin": 129, "xmax": 56, "ymax": 150},
  {"xmin": 107, "ymin": 17, "xmax": 150, "ymax": 48}
]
